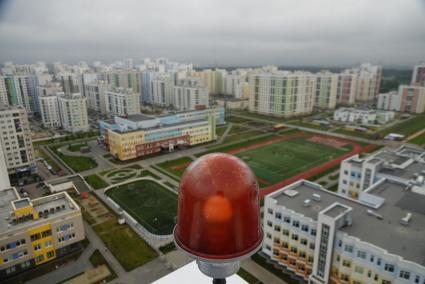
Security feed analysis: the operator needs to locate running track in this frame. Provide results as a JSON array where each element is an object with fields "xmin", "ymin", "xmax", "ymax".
[{"xmin": 171, "ymin": 133, "xmax": 377, "ymax": 199}]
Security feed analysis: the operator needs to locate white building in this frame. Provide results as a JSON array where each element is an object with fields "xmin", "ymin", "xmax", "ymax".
[
  {"xmin": 0, "ymin": 142, "xmax": 11, "ymax": 190},
  {"xmin": 336, "ymin": 72, "xmax": 357, "ymax": 106},
  {"xmin": 0, "ymin": 106, "xmax": 35, "ymax": 174},
  {"xmin": 84, "ymin": 80, "xmax": 108, "ymax": 114},
  {"xmin": 39, "ymin": 95, "xmax": 61, "ymax": 129},
  {"xmin": 173, "ymin": 78, "xmax": 209, "ymax": 111},
  {"xmin": 57, "ymin": 73, "xmax": 80, "ymax": 95},
  {"xmin": 152, "ymin": 74, "xmax": 174, "ymax": 107},
  {"xmin": 353, "ymin": 63, "xmax": 382, "ymax": 104},
  {"xmin": 105, "ymin": 88, "xmax": 140, "ymax": 117},
  {"xmin": 411, "ymin": 63, "xmax": 425, "ymax": 87},
  {"xmin": 263, "ymin": 177, "xmax": 425, "ymax": 284},
  {"xmin": 333, "ymin": 107, "xmax": 395, "ymax": 125},
  {"xmin": 377, "ymin": 86, "xmax": 425, "ymax": 113},
  {"xmin": 314, "ymin": 72, "xmax": 338, "ymax": 109},
  {"xmin": 338, "ymin": 145, "xmax": 425, "ymax": 199},
  {"xmin": 58, "ymin": 93, "xmax": 89, "ymax": 133},
  {"xmin": 248, "ymin": 71, "xmax": 316, "ymax": 117}
]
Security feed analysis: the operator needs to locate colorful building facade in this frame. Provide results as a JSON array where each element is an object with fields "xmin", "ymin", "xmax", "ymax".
[{"xmin": 0, "ymin": 189, "xmax": 84, "ymax": 280}]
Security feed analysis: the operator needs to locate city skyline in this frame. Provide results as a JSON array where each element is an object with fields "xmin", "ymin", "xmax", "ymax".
[{"xmin": 0, "ymin": 0, "xmax": 425, "ymax": 67}]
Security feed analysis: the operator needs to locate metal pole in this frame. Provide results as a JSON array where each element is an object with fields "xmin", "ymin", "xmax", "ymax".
[{"xmin": 213, "ymin": 279, "xmax": 226, "ymax": 284}]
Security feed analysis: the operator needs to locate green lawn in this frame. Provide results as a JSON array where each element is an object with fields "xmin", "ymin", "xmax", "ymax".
[
  {"xmin": 106, "ymin": 180, "xmax": 177, "ymax": 235},
  {"xmin": 50, "ymin": 145, "xmax": 97, "ymax": 172},
  {"xmin": 222, "ymin": 125, "xmax": 264, "ymax": 144},
  {"xmin": 378, "ymin": 114, "xmax": 425, "ymax": 137},
  {"xmin": 68, "ymin": 142, "xmax": 88, "ymax": 152},
  {"xmin": 235, "ymin": 137, "xmax": 350, "ymax": 185},
  {"xmin": 158, "ymin": 242, "xmax": 176, "ymax": 254},
  {"xmin": 237, "ymin": 268, "xmax": 263, "ymax": 284},
  {"xmin": 93, "ymin": 219, "xmax": 158, "ymax": 271},
  {"xmin": 36, "ymin": 148, "xmax": 61, "ymax": 172},
  {"xmin": 84, "ymin": 174, "xmax": 108, "ymax": 189},
  {"xmin": 89, "ymin": 249, "xmax": 117, "ymax": 282},
  {"xmin": 197, "ymin": 134, "xmax": 277, "ymax": 157},
  {"xmin": 251, "ymin": 253, "xmax": 300, "ymax": 284},
  {"xmin": 408, "ymin": 132, "xmax": 425, "ymax": 146},
  {"xmin": 156, "ymin": 157, "xmax": 193, "ymax": 177},
  {"xmin": 216, "ymin": 125, "xmax": 229, "ymax": 137}
]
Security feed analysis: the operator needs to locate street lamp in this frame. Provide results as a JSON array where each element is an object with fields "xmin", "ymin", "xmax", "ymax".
[{"xmin": 174, "ymin": 153, "xmax": 263, "ymax": 283}]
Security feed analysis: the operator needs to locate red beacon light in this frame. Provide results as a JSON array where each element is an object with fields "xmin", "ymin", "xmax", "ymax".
[{"xmin": 174, "ymin": 153, "xmax": 263, "ymax": 283}]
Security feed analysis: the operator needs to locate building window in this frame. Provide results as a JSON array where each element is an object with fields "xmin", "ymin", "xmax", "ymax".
[
  {"xmin": 300, "ymin": 239, "xmax": 308, "ymax": 245},
  {"xmin": 344, "ymin": 245, "xmax": 353, "ymax": 253},
  {"xmin": 275, "ymin": 213, "xmax": 282, "ymax": 219},
  {"xmin": 283, "ymin": 216, "xmax": 291, "ymax": 223},
  {"xmin": 310, "ymin": 229, "xmax": 317, "ymax": 236},
  {"xmin": 35, "ymin": 255, "xmax": 44, "ymax": 263},
  {"xmin": 357, "ymin": 250, "xmax": 366, "ymax": 259},
  {"xmin": 384, "ymin": 264, "xmax": 394, "ymax": 272},
  {"xmin": 292, "ymin": 220, "xmax": 300, "ymax": 228},
  {"xmin": 46, "ymin": 251, "xmax": 55, "ymax": 259},
  {"xmin": 291, "ymin": 234, "xmax": 299, "ymax": 241},
  {"xmin": 267, "ymin": 208, "xmax": 273, "ymax": 215},
  {"xmin": 34, "ymin": 244, "xmax": 41, "ymax": 251},
  {"xmin": 301, "ymin": 225, "xmax": 309, "ymax": 232},
  {"xmin": 355, "ymin": 266, "xmax": 364, "ymax": 274},
  {"xmin": 282, "ymin": 229, "xmax": 290, "ymax": 236},
  {"xmin": 342, "ymin": 260, "xmax": 351, "ymax": 267},
  {"xmin": 45, "ymin": 240, "xmax": 52, "ymax": 247},
  {"xmin": 399, "ymin": 270, "xmax": 410, "ymax": 280}
]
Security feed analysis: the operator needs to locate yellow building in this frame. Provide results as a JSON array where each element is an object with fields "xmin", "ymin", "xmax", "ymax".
[
  {"xmin": 107, "ymin": 115, "xmax": 216, "ymax": 161},
  {"xmin": 0, "ymin": 188, "xmax": 84, "ymax": 280}
]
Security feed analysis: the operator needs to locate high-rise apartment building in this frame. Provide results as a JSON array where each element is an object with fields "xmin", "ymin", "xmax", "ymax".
[
  {"xmin": 353, "ymin": 64, "xmax": 382, "ymax": 104},
  {"xmin": 0, "ymin": 75, "xmax": 37, "ymax": 114},
  {"xmin": 0, "ymin": 189, "xmax": 85, "ymax": 281},
  {"xmin": 84, "ymin": 80, "xmax": 108, "ymax": 115},
  {"xmin": 336, "ymin": 73, "xmax": 357, "ymax": 106},
  {"xmin": 0, "ymin": 143, "xmax": 11, "ymax": 190},
  {"xmin": 57, "ymin": 93, "xmax": 89, "ymax": 133},
  {"xmin": 173, "ymin": 78, "xmax": 209, "ymax": 111},
  {"xmin": 39, "ymin": 95, "xmax": 61, "ymax": 129},
  {"xmin": 248, "ymin": 72, "xmax": 316, "ymax": 117},
  {"xmin": 105, "ymin": 70, "xmax": 140, "ymax": 94},
  {"xmin": 411, "ymin": 63, "xmax": 425, "ymax": 87},
  {"xmin": 192, "ymin": 69, "xmax": 226, "ymax": 95},
  {"xmin": 377, "ymin": 86, "xmax": 425, "ymax": 113},
  {"xmin": 57, "ymin": 73, "xmax": 80, "ymax": 95},
  {"xmin": 263, "ymin": 177, "xmax": 425, "ymax": 284},
  {"xmin": 152, "ymin": 74, "xmax": 174, "ymax": 107},
  {"xmin": 0, "ymin": 106, "xmax": 35, "ymax": 174},
  {"xmin": 314, "ymin": 72, "xmax": 338, "ymax": 109},
  {"xmin": 105, "ymin": 88, "xmax": 140, "ymax": 117}
]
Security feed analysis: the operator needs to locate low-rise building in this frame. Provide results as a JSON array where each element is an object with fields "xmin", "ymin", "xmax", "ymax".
[
  {"xmin": 263, "ymin": 178, "xmax": 425, "ymax": 284},
  {"xmin": 0, "ymin": 188, "xmax": 85, "ymax": 281},
  {"xmin": 338, "ymin": 145, "xmax": 425, "ymax": 199},
  {"xmin": 333, "ymin": 107, "xmax": 395, "ymax": 125},
  {"xmin": 106, "ymin": 115, "xmax": 216, "ymax": 161}
]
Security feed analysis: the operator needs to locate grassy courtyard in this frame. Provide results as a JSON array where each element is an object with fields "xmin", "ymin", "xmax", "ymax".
[
  {"xmin": 68, "ymin": 142, "xmax": 88, "ymax": 152},
  {"xmin": 156, "ymin": 157, "xmax": 193, "ymax": 177},
  {"xmin": 106, "ymin": 180, "xmax": 177, "ymax": 235},
  {"xmin": 50, "ymin": 144, "xmax": 97, "ymax": 172},
  {"xmin": 84, "ymin": 174, "xmax": 108, "ymax": 189}
]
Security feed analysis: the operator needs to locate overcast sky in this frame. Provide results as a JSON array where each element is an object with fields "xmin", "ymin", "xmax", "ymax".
[{"xmin": 0, "ymin": 0, "xmax": 424, "ymax": 67}]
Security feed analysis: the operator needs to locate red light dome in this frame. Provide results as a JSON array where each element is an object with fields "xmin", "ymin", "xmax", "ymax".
[{"xmin": 174, "ymin": 153, "xmax": 263, "ymax": 261}]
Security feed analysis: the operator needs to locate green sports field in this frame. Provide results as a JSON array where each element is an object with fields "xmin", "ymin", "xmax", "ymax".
[
  {"xmin": 235, "ymin": 138, "xmax": 350, "ymax": 185},
  {"xmin": 106, "ymin": 180, "xmax": 177, "ymax": 235}
]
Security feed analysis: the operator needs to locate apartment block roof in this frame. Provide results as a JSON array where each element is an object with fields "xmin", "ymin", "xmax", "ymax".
[{"xmin": 268, "ymin": 179, "xmax": 425, "ymax": 266}]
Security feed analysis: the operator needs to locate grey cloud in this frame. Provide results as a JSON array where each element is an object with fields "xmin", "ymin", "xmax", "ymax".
[{"xmin": 0, "ymin": 0, "xmax": 424, "ymax": 67}]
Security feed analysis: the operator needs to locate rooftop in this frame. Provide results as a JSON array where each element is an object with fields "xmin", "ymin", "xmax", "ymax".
[
  {"xmin": 269, "ymin": 179, "xmax": 425, "ymax": 266},
  {"xmin": 125, "ymin": 114, "xmax": 154, "ymax": 122},
  {"xmin": 113, "ymin": 118, "xmax": 208, "ymax": 134},
  {"xmin": 0, "ymin": 188, "xmax": 79, "ymax": 233}
]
